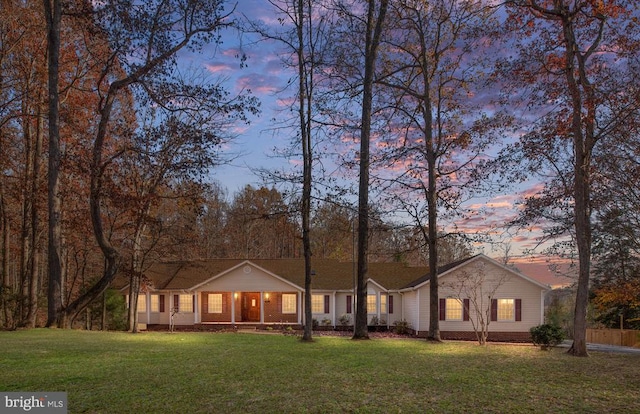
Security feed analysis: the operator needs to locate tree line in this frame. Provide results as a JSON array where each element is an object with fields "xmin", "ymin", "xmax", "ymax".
[{"xmin": 1, "ymin": 0, "xmax": 639, "ymax": 355}]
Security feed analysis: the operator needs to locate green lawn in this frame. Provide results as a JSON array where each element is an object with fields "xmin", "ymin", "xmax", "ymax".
[{"xmin": 1, "ymin": 329, "xmax": 638, "ymax": 413}]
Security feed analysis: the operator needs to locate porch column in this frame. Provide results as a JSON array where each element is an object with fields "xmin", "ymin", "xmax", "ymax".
[
  {"xmin": 298, "ymin": 291, "xmax": 303, "ymax": 325},
  {"xmin": 332, "ymin": 291, "xmax": 337, "ymax": 326},
  {"xmin": 231, "ymin": 291, "xmax": 236, "ymax": 324},
  {"xmin": 540, "ymin": 291, "xmax": 545, "ymax": 324},
  {"xmin": 145, "ymin": 292, "xmax": 150, "ymax": 324},
  {"xmin": 260, "ymin": 292, "xmax": 265, "ymax": 324},
  {"xmin": 416, "ymin": 289, "xmax": 421, "ymax": 335},
  {"xmin": 194, "ymin": 293, "xmax": 199, "ymax": 324}
]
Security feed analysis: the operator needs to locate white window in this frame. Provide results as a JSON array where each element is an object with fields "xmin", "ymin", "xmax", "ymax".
[
  {"xmin": 137, "ymin": 295, "xmax": 146, "ymax": 312},
  {"xmin": 150, "ymin": 295, "xmax": 160, "ymax": 312},
  {"xmin": 282, "ymin": 294, "xmax": 297, "ymax": 314},
  {"xmin": 380, "ymin": 294, "xmax": 387, "ymax": 314},
  {"xmin": 497, "ymin": 299, "xmax": 515, "ymax": 321},
  {"xmin": 445, "ymin": 298, "xmax": 463, "ymax": 321},
  {"xmin": 208, "ymin": 294, "xmax": 223, "ymax": 313},
  {"xmin": 179, "ymin": 294, "xmax": 193, "ymax": 313},
  {"xmin": 367, "ymin": 295, "xmax": 377, "ymax": 314},
  {"xmin": 312, "ymin": 295, "xmax": 324, "ymax": 313}
]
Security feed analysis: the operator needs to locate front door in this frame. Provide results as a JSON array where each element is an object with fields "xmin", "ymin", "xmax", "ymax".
[{"xmin": 241, "ymin": 293, "xmax": 261, "ymax": 322}]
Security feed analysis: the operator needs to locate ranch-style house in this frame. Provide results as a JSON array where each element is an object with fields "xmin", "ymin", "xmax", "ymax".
[{"xmin": 125, "ymin": 254, "xmax": 550, "ymax": 341}]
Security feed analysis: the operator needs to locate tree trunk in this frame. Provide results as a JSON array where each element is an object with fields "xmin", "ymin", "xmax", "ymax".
[
  {"xmin": 425, "ymin": 107, "xmax": 440, "ymax": 342},
  {"xmin": 19, "ymin": 103, "xmax": 34, "ymax": 326},
  {"xmin": 561, "ymin": 15, "xmax": 596, "ymax": 358},
  {"xmin": 0, "ymin": 184, "xmax": 12, "ymax": 328},
  {"xmin": 353, "ymin": 0, "xmax": 388, "ymax": 340},
  {"xmin": 127, "ymin": 271, "xmax": 141, "ymax": 333},
  {"xmin": 44, "ymin": 0, "xmax": 63, "ymax": 328},
  {"xmin": 127, "ymin": 218, "xmax": 147, "ymax": 333},
  {"xmin": 26, "ymin": 104, "xmax": 44, "ymax": 328},
  {"xmin": 58, "ymin": 86, "xmax": 121, "ymax": 327},
  {"xmin": 298, "ymin": 0, "xmax": 314, "ymax": 343},
  {"xmin": 101, "ymin": 290, "xmax": 107, "ymax": 330},
  {"xmin": 426, "ymin": 173, "xmax": 440, "ymax": 341}
]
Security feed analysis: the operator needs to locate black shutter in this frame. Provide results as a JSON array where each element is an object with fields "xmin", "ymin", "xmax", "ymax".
[
  {"xmin": 439, "ymin": 298, "xmax": 446, "ymax": 321},
  {"xmin": 346, "ymin": 295, "xmax": 352, "ymax": 314},
  {"xmin": 324, "ymin": 295, "xmax": 330, "ymax": 314}
]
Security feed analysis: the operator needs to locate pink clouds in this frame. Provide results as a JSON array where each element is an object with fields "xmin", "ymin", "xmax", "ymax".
[
  {"xmin": 235, "ymin": 74, "xmax": 282, "ymax": 95},
  {"xmin": 204, "ymin": 62, "xmax": 235, "ymax": 74}
]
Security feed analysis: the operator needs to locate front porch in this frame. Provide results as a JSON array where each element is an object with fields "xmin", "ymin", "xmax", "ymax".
[
  {"xmin": 198, "ymin": 291, "xmax": 302, "ymax": 325},
  {"xmin": 145, "ymin": 322, "xmax": 303, "ymax": 332}
]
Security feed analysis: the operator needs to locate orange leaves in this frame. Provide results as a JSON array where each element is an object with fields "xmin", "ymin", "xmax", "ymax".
[
  {"xmin": 545, "ymin": 53, "xmax": 566, "ymax": 71},
  {"xmin": 592, "ymin": 279, "xmax": 640, "ymax": 311},
  {"xmin": 587, "ymin": 0, "xmax": 627, "ymax": 19}
]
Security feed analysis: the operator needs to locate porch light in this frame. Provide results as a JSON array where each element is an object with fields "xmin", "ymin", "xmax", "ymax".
[
  {"xmin": 265, "ymin": 293, "xmax": 271, "ymax": 304},
  {"xmin": 234, "ymin": 292, "xmax": 238, "ymax": 300}
]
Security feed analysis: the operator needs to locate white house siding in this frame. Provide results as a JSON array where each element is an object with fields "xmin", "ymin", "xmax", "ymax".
[
  {"xmin": 416, "ymin": 288, "xmax": 431, "ymax": 333},
  {"xmin": 332, "ymin": 291, "xmax": 402, "ymax": 327},
  {"xmin": 386, "ymin": 293, "xmax": 402, "ymax": 326},
  {"xmin": 435, "ymin": 259, "xmax": 546, "ymax": 334},
  {"xmin": 366, "ymin": 284, "xmax": 383, "ymax": 325},
  {"xmin": 136, "ymin": 293, "xmax": 170, "ymax": 325},
  {"xmin": 310, "ymin": 290, "xmax": 334, "ymax": 324},
  {"xmin": 168, "ymin": 292, "xmax": 198, "ymax": 325},
  {"xmin": 334, "ymin": 292, "xmax": 354, "ymax": 326},
  {"xmin": 146, "ymin": 293, "xmax": 169, "ymax": 325},
  {"xmin": 401, "ymin": 291, "xmax": 419, "ymax": 333}
]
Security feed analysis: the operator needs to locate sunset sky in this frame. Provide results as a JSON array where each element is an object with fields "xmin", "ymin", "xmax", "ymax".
[{"xmin": 177, "ymin": 0, "xmax": 575, "ymax": 284}]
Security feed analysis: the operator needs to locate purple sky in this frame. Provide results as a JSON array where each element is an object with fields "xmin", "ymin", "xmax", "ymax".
[{"xmin": 175, "ymin": 0, "xmax": 575, "ymax": 282}]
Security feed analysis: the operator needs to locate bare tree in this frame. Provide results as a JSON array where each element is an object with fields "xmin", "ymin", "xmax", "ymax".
[
  {"xmin": 353, "ymin": 0, "xmax": 389, "ymax": 340},
  {"xmin": 247, "ymin": 0, "xmax": 334, "ymax": 340},
  {"xmin": 376, "ymin": 0, "xmax": 499, "ymax": 341},
  {"xmin": 123, "ymin": 113, "xmax": 240, "ymax": 332},
  {"xmin": 442, "ymin": 260, "xmax": 510, "ymax": 345},
  {"xmin": 43, "ymin": 0, "xmax": 63, "ymax": 328}
]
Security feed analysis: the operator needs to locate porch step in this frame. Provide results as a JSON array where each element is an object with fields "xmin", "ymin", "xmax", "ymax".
[{"xmin": 237, "ymin": 327, "xmax": 258, "ymax": 333}]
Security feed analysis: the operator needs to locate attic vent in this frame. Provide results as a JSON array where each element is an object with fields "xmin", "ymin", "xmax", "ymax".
[{"xmin": 243, "ymin": 266, "xmax": 251, "ymax": 274}]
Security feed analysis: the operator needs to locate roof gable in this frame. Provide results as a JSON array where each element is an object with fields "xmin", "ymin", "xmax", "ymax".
[
  {"xmin": 190, "ymin": 261, "xmax": 304, "ymax": 291},
  {"xmin": 401, "ymin": 254, "xmax": 550, "ymax": 291}
]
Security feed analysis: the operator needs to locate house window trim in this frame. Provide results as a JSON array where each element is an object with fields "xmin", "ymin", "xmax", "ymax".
[
  {"xmin": 312, "ymin": 294, "xmax": 329, "ymax": 314},
  {"xmin": 366, "ymin": 294, "xmax": 377, "ymax": 314},
  {"xmin": 150, "ymin": 294, "xmax": 160, "ymax": 313},
  {"xmin": 207, "ymin": 293, "xmax": 223, "ymax": 314},
  {"xmin": 439, "ymin": 298, "xmax": 470, "ymax": 321},
  {"xmin": 380, "ymin": 294, "xmax": 388, "ymax": 314},
  {"xmin": 282, "ymin": 293, "xmax": 297, "ymax": 314},
  {"xmin": 445, "ymin": 298, "xmax": 463, "ymax": 321},
  {"xmin": 492, "ymin": 298, "xmax": 522, "ymax": 322},
  {"xmin": 137, "ymin": 294, "xmax": 147, "ymax": 313},
  {"xmin": 175, "ymin": 294, "xmax": 194, "ymax": 313}
]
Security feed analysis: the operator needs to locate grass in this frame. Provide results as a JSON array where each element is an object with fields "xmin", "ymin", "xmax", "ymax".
[{"xmin": 1, "ymin": 329, "xmax": 639, "ymax": 413}]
